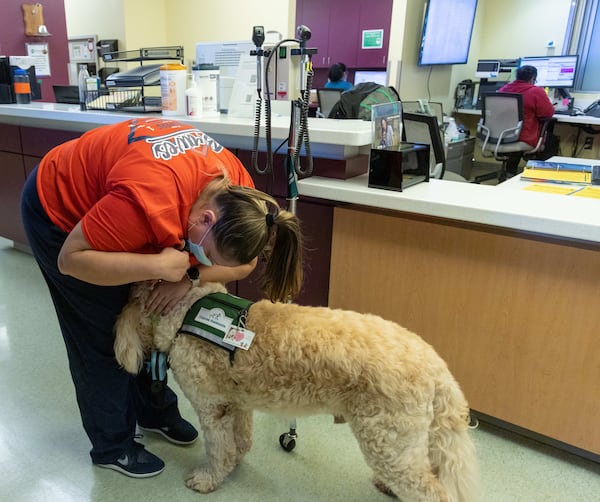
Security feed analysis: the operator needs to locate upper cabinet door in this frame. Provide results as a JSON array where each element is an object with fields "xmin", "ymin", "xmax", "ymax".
[
  {"xmin": 356, "ymin": 0, "xmax": 393, "ymax": 68},
  {"xmin": 296, "ymin": 0, "xmax": 392, "ymax": 69},
  {"xmin": 296, "ymin": 0, "xmax": 332, "ymax": 68},
  {"xmin": 326, "ymin": 0, "xmax": 361, "ymax": 68}
]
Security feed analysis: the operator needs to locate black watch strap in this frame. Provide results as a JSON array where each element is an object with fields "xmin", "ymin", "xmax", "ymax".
[{"xmin": 186, "ymin": 267, "xmax": 200, "ymax": 288}]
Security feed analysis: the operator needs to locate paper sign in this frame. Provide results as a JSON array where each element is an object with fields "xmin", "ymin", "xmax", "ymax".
[{"xmin": 362, "ymin": 30, "xmax": 384, "ymax": 49}]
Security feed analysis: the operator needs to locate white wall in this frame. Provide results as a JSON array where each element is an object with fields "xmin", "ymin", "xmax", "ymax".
[
  {"xmin": 63, "ymin": 0, "xmax": 126, "ymax": 44},
  {"xmin": 63, "ymin": 0, "xmax": 293, "ymax": 67}
]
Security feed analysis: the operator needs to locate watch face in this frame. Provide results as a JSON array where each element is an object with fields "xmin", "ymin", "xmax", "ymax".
[{"xmin": 187, "ymin": 267, "xmax": 200, "ymax": 280}]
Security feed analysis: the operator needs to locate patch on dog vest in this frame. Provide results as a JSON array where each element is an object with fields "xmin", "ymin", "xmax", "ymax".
[{"xmin": 179, "ymin": 293, "xmax": 255, "ymax": 357}]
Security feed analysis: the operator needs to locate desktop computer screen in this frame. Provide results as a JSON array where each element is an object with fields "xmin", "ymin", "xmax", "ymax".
[
  {"xmin": 519, "ymin": 55, "xmax": 578, "ymax": 88},
  {"xmin": 353, "ymin": 70, "xmax": 388, "ymax": 86}
]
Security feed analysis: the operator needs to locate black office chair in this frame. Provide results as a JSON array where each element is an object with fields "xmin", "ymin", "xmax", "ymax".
[
  {"xmin": 474, "ymin": 92, "xmax": 552, "ymax": 183},
  {"xmin": 402, "ymin": 112, "xmax": 446, "ymax": 179},
  {"xmin": 402, "ymin": 100, "xmax": 444, "ymax": 128},
  {"xmin": 316, "ymin": 88, "xmax": 343, "ymax": 118}
]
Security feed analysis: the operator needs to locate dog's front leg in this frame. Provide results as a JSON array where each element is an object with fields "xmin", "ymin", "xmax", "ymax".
[{"xmin": 186, "ymin": 399, "xmax": 238, "ymax": 493}]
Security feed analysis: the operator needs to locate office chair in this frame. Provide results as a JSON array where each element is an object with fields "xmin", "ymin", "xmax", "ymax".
[
  {"xmin": 402, "ymin": 100, "xmax": 444, "ymax": 127},
  {"xmin": 316, "ymin": 88, "xmax": 343, "ymax": 118},
  {"xmin": 403, "ymin": 112, "xmax": 446, "ymax": 179},
  {"xmin": 474, "ymin": 92, "xmax": 551, "ymax": 183}
]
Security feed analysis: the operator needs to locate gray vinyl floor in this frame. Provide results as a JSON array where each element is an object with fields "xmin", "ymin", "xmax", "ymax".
[{"xmin": 1, "ymin": 236, "xmax": 599, "ymax": 502}]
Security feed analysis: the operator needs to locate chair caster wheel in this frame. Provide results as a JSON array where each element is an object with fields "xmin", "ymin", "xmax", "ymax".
[{"xmin": 279, "ymin": 432, "xmax": 297, "ymax": 452}]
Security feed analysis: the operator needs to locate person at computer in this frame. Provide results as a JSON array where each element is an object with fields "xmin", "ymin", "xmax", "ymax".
[
  {"xmin": 324, "ymin": 62, "xmax": 353, "ymax": 92},
  {"xmin": 498, "ymin": 65, "xmax": 555, "ymax": 175}
]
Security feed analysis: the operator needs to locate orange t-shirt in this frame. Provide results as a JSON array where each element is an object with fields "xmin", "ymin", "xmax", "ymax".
[{"xmin": 37, "ymin": 118, "xmax": 254, "ymax": 254}]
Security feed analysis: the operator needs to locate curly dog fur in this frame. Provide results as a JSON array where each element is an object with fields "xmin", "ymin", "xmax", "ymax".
[{"xmin": 114, "ymin": 282, "xmax": 478, "ymax": 501}]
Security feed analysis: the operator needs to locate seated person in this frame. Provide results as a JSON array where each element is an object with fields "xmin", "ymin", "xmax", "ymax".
[
  {"xmin": 324, "ymin": 62, "xmax": 353, "ymax": 92},
  {"xmin": 498, "ymin": 65, "xmax": 555, "ymax": 175}
]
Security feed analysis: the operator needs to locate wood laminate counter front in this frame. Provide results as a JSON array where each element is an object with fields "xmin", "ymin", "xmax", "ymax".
[{"xmin": 299, "ymin": 160, "xmax": 600, "ymax": 460}]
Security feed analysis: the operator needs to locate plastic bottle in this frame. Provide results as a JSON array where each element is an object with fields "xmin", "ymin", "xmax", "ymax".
[
  {"xmin": 78, "ymin": 64, "xmax": 90, "ymax": 111},
  {"xmin": 444, "ymin": 117, "xmax": 460, "ymax": 143},
  {"xmin": 185, "ymin": 77, "xmax": 203, "ymax": 117},
  {"xmin": 192, "ymin": 64, "xmax": 220, "ymax": 116},
  {"xmin": 160, "ymin": 63, "xmax": 187, "ymax": 116},
  {"xmin": 13, "ymin": 68, "xmax": 31, "ymax": 104}
]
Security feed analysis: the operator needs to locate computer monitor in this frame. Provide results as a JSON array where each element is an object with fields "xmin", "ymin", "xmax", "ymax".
[
  {"xmin": 475, "ymin": 60, "xmax": 500, "ymax": 79},
  {"xmin": 353, "ymin": 70, "xmax": 387, "ymax": 86},
  {"xmin": 518, "ymin": 55, "xmax": 578, "ymax": 88}
]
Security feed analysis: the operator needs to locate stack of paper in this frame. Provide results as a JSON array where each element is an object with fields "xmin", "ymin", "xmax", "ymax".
[{"xmin": 521, "ymin": 160, "xmax": 600, "ymax": 185}]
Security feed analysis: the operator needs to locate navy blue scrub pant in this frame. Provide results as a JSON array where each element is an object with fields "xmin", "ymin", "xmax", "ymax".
[{"xmin": 21, "ymin": 166, "xmax": 183, "ymax": 464}]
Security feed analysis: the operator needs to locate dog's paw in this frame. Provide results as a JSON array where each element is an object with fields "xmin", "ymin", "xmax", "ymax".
[
  {"xmin": 186, "ymin": 468, "xmax": 222, "ymax": 493},
  {"xmin": 235, "ymin": 438, "xmax": 252, "ymax": 462}
]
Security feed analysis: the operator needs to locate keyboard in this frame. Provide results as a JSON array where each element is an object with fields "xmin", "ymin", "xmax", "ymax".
[{"xmin": 554, "ymin": 109, "xmax": 579, "ymax": 116}]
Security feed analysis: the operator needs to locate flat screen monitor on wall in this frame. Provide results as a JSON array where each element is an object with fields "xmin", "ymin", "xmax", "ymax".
[
  {"xmin": 353, "ymin": 70, "xmax": 388, "ymax": 86},
  {"xmin": 418, "ymin": 0, "xmax": 478, "ymax": 66},
  {"xmin": 519, "ymin": 55, "xmax": 579, "ymax": 88}
]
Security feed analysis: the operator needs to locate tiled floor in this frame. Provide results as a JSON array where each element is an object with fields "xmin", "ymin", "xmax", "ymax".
[{"xmin": 1, "ymin": 236, "xmax": 599, "ymax": 501}]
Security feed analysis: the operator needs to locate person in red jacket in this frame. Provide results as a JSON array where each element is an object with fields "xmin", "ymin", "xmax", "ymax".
[
  {"xmin": 20, "ymin": 118, "xmax": 303, "ymax": 479},
  {"xmin": 498, "ymin": 65, "xmax": 556, "ymax": 175}
]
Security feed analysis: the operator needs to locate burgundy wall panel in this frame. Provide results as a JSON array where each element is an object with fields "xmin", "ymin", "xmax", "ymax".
[{"xmin": 0, "ymin": 0, "xmax": 70, "ymax": 102}]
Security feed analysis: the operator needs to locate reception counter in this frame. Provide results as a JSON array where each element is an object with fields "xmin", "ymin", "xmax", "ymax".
[
  {"xmin": 298, "ymin": 167, "xmax": 600, "ymax": 461},
  {"xmin": 2, "ymin": 104, "xmax": 599, "ymax": 459}
]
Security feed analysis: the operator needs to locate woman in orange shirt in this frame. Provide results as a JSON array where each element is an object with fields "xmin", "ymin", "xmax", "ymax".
[{"xmin": 21, "ymin": 117, "xmax": 302, "ymax": 478}]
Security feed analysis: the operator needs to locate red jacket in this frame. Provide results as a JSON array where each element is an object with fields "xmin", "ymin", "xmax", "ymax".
[{"xmin": 498, "ymin": 80, "xmax": 555, "ymax": 147}]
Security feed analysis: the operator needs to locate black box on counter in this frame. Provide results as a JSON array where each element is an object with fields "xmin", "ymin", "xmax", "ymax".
[
  {"xmin": 368, "ymin": 142, "xmax": 430, "ymax": 191},
  {"xmin": 0, "ymin": 57, "xmax": 42, "ymax": 103}
]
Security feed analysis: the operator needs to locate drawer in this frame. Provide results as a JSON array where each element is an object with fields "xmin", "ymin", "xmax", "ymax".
[
  {"xmin": 0, "ymin": 124, "xmax": 22, "ymax": 153},
  {"xmin": 20, "ymin": 126, "xmax": 81, "ymax": 157}
]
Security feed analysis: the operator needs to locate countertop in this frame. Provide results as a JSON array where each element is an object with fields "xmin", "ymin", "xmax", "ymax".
[{"xmin": 298, "ymin": 157, "xmax": 600, "ymax": 243}]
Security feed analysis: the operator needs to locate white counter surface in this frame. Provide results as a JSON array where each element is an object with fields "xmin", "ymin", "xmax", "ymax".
[
  {"xmin": 0, "ymin": 102, "xmax": 372, "ymax": 158},
  {"xmin": 298, "ymin": 157, "xmax": 600, "ymax": 243}
]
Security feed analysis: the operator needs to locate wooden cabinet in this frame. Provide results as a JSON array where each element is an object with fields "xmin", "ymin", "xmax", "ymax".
[
  {"xmin": 0, "ymin": 150, "xmax": 27, "ymax": 244},
  {"xmin": 234, "ymin": 149, "xmax": 334, "ymax": 307},
  {"xmin": 296, "ymin": 0, "xmax": 392, "ymax": 69},
  {"xmin": 0, "ymin": 124, "xmax": 81, "ymax": 247},
  {"xmin": 355, "ymin": 0, "xmax": 393, "ymax": 68}
]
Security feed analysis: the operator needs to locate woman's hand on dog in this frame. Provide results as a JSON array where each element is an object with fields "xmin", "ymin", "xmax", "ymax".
[{"xmin": 145, "ymin": 278, "xmax": 192, "ymax": 315}]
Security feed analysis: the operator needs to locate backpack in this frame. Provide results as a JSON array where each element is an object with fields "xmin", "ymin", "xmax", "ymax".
[{"xmin": 329, "ymin": 82, "xmax": 401, "ymax": 120}]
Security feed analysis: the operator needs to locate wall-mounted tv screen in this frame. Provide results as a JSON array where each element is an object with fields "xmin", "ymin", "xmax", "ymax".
[
  {"xmin": 418, "ymin": 0, "xmax": 478, "ymax": 66},
  {"xmin": 519, "ymin": 55, "xmax": 579, "ymax": 88}
]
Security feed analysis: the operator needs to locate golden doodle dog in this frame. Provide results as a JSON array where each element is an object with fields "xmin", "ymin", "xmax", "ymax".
[{"xmin": 114, "ymin": 281, "xmax": 478, "ymax": 501}]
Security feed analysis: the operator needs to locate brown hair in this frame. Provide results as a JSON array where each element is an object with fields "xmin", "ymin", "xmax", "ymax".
[{"xmin": 202, "ymin": 179, "xmax": 303, "ymax": 302}]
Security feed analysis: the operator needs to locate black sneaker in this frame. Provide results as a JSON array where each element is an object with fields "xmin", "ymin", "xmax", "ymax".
[
  {"xmin": 95, "ymin": 442, "xmax": 165, "ymax": 478},
  {"xmin": 139, "ymin": 418, "xmax": 198, "ymax": 446}
]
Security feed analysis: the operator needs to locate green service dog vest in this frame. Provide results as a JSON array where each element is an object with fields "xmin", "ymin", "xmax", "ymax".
[{"xmin": 179, "ymin": 292, "xmax": 255, "ymax": 364}]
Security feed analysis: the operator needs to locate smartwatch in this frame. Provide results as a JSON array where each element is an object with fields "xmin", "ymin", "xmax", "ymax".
[{"xmin": 186, "ymin": 267, "xmax": 200, "ymax": 288}]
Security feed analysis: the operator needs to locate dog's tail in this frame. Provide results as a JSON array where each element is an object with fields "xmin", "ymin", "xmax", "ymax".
[
  {"xmin": 429, "ymin": 378, "xmax": 479, "ymax": 502},
  {"xmin": 114, "ymin": 299, "xmax": 148, "ymax": 375}
]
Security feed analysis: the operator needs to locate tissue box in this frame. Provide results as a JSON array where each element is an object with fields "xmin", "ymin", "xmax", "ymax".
[{"xmin": 368, "ymin": 142, "xmax": 430, "ymax": 191}]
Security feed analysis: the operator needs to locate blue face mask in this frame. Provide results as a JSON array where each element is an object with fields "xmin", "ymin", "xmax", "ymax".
[{"xmin": 187, "ymin": 227, "xmax": 213, "ymax": 266}]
